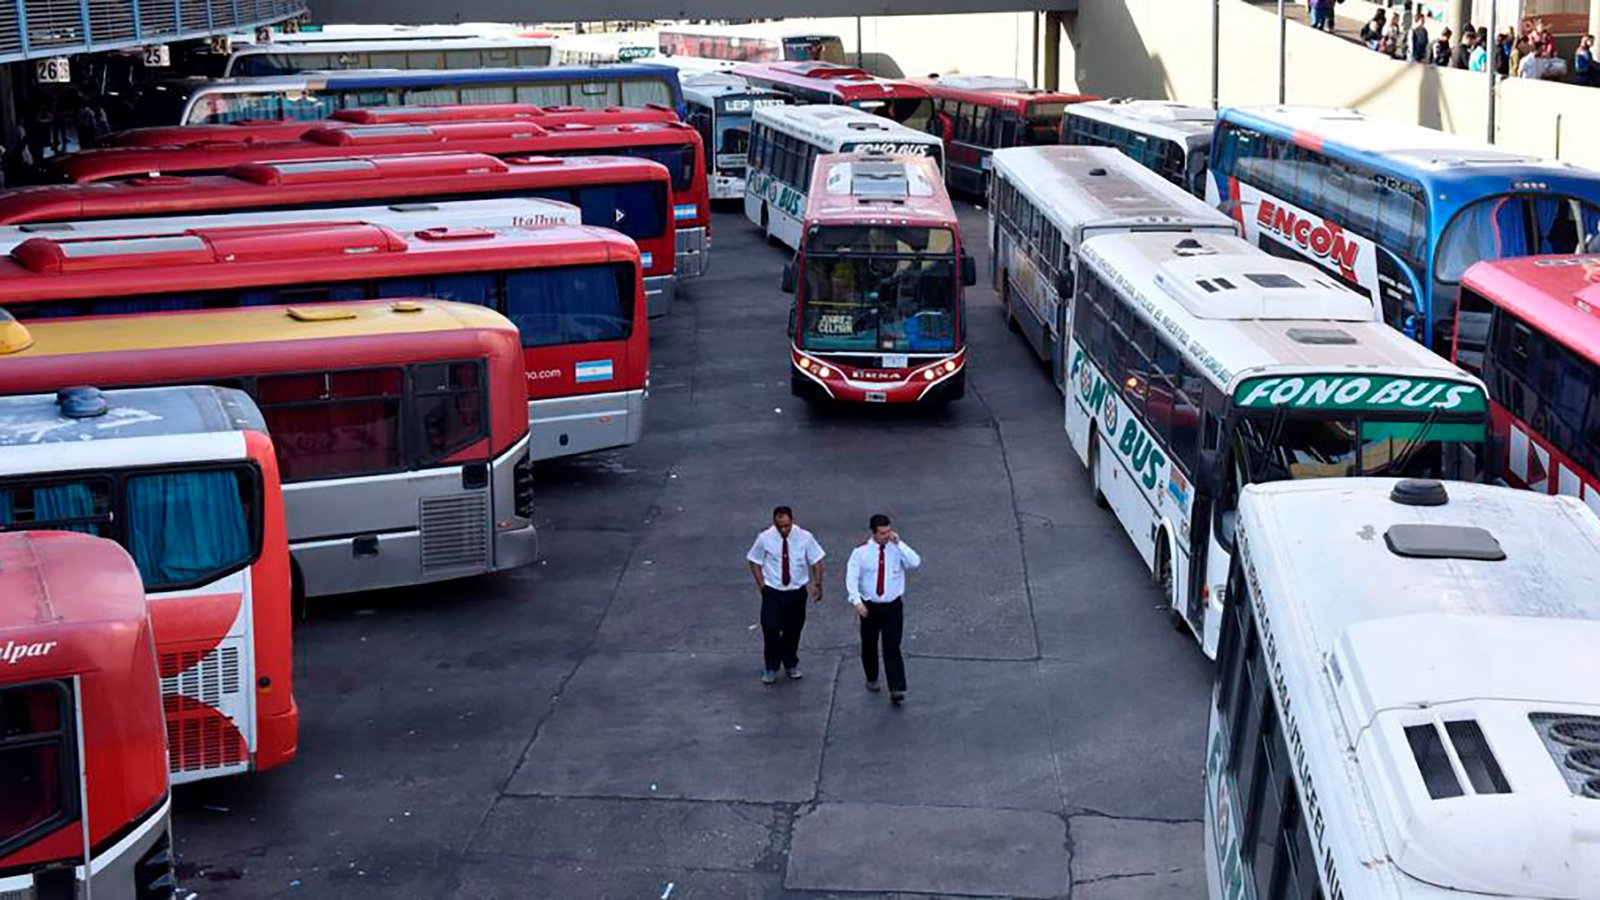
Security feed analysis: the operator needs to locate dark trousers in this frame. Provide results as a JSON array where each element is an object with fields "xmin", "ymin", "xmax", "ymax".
[
  {"xmin": 760, "ymin": 586, "xmax": 807, "ymax": 671},
  {"xmin": 859, "ymin": 598, "xmax": 906, "ymax": 692}
]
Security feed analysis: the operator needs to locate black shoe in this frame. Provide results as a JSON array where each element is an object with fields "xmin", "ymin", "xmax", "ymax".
[
  {"xmin": 890, "ymin": 691, "xmax": 905, "ymax": 705},
  {"xmin": 864, "ymin": 680, "xmax": 880, "ymax": 692}
]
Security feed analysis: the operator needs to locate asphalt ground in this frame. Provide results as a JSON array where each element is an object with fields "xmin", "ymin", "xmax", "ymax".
[{"xmin": 171, "ymin": 199, "xmax": 1215, "ymax": 899}]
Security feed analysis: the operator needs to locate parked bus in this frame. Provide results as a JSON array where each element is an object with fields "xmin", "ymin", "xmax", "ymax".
[
  {"xmin": 558, "ymin": 32, "xmax": 660, "ymax": 65},
  {"xmin": 680, "ymin": 72, "xmax": 789, "ymax": 200},
  {"xmin": 732, "ymin": 62, "xmax": 933, "ymax": 131},
  {"xmin": 0, "ymin": 384, "xmax": 296, "ymax": 784},
  {"xmin": 53, "ymin": 118, "xmax": 712, "ymax": 292},
  {"xmin": 0, "ymin": 154, "xmax": 680, "ymax": 316},
  {"xmin": 745, "ymin": 104, "xmax": 943, "ymax": 248},
  {"xmin": 0, "ymin": 301, "xmax": 541, "ymax": 599},
  {"xmin": 920, "ymin": 76, "xmax": 1095, "ymax": 195},
  {"xmin": 1061, "ymin": 99, "xmax": 1214, "ymax": 198},
  {"xmin": 782, "ymin": 153, "xmax": 975, "ymax": 403},
  {"xmin": 1066, "ymin": 230, "xmax": 1490, "ymax": 656},
  {"xmin": 0, "ymin": 531, "xmax": 173, "ymax": 900},
  {"xmin": 133, "ymin": 63, "xmax": 687, "ymax": 127},
  {"xmin": 988, "ymin": 146, "xmax": 1237, "ymax": 387},
  {"xmin": 0, "ymin": 223, "xmax": 648, "ymax": 462},
  {"xmin": 1208, "ymin": 477, "xmax": 1600, "ymax": 900},
  {"xmin": 1454, "ymin": 255, "xmax": 1600, "ymax": 515},
  {"xmin": 221, "ymin": 36, "xmax": 556, "ymax": 76},
  {"xmin": 1208, "ymin": 105, "xmax": 1600, "ymax": 352},
  {"xmin": 659, "ymin": 23, "xmax": 845, "ymax": 64}
]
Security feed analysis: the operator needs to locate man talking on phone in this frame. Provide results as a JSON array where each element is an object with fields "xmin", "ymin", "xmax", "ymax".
[{"xmin": 845, "ymin": 513, "xmax": 921, "ymax": 706}]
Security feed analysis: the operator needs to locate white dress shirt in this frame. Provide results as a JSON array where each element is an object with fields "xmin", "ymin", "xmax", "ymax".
[
  {"xmin": 846, "ymin": 538, "xmax": 921, "ymax": 605},
  {"xmin": 747, "ymin": 525, "xmax": 825, "ymax": 589}
]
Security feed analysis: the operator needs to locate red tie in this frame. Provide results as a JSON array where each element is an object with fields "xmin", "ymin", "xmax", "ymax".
[
  {"xmin": 876, "ymin": 544, "xmax": 886, "ymax": 599},
  {"xmin": 781, "ymin": 535, "xmax": 791, "ymax": 586}
]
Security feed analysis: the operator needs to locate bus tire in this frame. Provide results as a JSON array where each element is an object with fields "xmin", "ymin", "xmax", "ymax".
[
  {"xmin": 1155, "ymin": 535, "xmax": 1183, "ymax": 629},
  {"xmin": 760, "ymin": 205, "xmax": 779, "ymax": 247},
  {"xmin": 290, "ymin": 562, "xmax": 308, "ymax": 622},
  {"xmin": 1088, "ymin": 433, "xmax": 1109, "ymax": 509}
]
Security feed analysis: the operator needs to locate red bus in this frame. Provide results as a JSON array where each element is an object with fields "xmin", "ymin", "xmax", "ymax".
[
  {"xmin": 732, "ymin": 61, "xmax": 934, "ymax": 132},
  {"xmin": 0, "ymin": 152, "xmax": 679, "ymax": 317},
  {"xmin": 98, "ymin": 102, "xmax": 680, "ymax": 147},
  {"xmin": 0, "ymin": 300, "xmax": 540, "ymax": 600},
  {"xmin": 1454, "ymin": 256, "xmax": 1600, "ymax": 515},
  {"xmin": 0, "ymin": 531, "xmax": 174, "ymax": 899},
  {"xmin": 51, "ymin": 116, "xmax": 712, "ymax": 284},
  {"xmin": 782, "ymin": 152, "xmax": 975, "ymax": 403},
  {"xmin": 917, "ymin": 76, "xmax": 1097, "ymax": 195},
  {"xmin": 0, "ymin": 384, "xmax": 297, "ymax": 785},
  {"xmin": 0, "ymin": 223, "xmax": 647, "ymax": 464}
]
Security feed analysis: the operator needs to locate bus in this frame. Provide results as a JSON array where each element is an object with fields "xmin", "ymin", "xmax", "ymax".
[
  {"xmin": 1207, "ymin": 105, "xmax": 1600, "ymax": 353},
  {"xmin": 1208, "ymin": 477, "xmax": 1600, "ymax": 900},
  {"xmin": 745, "ymin": 104, "xmax": 944, "ymax": 249},
  {"xmin": 987, "ymin": 146, "xmax": 1237, "ymax": 386},
  {"xmin": 0, "ymin": 154, "xmax": 680, "ymax": 316},
  {"xmin": 558, "ymin": 32, "xmax": 660, "ymax": 65},
  {"xmin": 920, "ymin": 77, "xmax": 1096, "ymax": 195},
  {"xmin": 221, "ymin": 36, "xmax": 557, "ymax": 76},
  {"xmin": 732, "ymin": 62, "xmax": 933, "ymax": 131},
  {"xmin": 1455, "ymin": 255, "xmax": 1600, "ymax": 515},
  {"xmin": 659, "ymin": 23, "xmax": 845, "ymax": 64},
  {"xmin": 1061, "ymin": 99, "xmax": 1213, "ymax": 199},
  {"xmin": 0, "ymin": 531, "xmax": 173, "ymax": 900},
  {"xmin": 783, "ymin": 152, "xmax": 975, "ymax": 403},
  {"xmin": 680, "ymin": 71, "xmax": 789, "ymax": 200},
  {"xmin": 1065, "ymin": 230, "xmax": 1490, "ymax": 656},
  {"xmin": 133, "ymin": 63, "xmax": 687, "ymax": 127},
  {"xmin": 0, "ymin": 384, "xmax": 297, "ymax": 785},
  {"xmin": 54, "ymin": 118, "xmax": 712, "ymax": 291},
  {"xmin": 0, "ymin": 301, "xmax": 541, "ymax": 600},
  {"xmin": 0, "ymin": 223, "xmax": 648, "ymax": 463}
]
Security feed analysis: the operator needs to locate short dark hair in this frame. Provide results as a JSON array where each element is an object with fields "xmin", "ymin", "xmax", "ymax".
[
  {"xmin": 772, "ymin": 506, "xmax": 794, "ymax": 520},
  {"xmin": 869, "ymin": 513, "xmax": 891, "ymax": 530}
]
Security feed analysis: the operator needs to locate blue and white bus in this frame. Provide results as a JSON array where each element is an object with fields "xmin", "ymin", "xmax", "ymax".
[
  {"xmin": 1208, "ymin": 106, "xmax": 1600, "ymax": 354},
  {"xmin": 137, "ymin": 63, "xmax": 686, "ymax": 126}
]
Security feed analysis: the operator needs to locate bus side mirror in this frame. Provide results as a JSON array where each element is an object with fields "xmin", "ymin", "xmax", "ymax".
[
  {"xmin": 787, "ymin": 302, "xmax": 797, "ymax": 338},
  {"xmin": 781, "ymin": 261, "xmax": 796, "ymax": 294},
  {"xmin": 961, "ymin": 255, "xmax": 977, "ymax": 287}
]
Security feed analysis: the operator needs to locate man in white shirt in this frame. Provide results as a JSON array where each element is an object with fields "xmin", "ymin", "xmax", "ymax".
[
  {"xmin": 746, "ymin": 506, "xmax": 825, "ymax": 685},
  {"xmin": 845, "ymin": 513, "xmax": 921, "ymax": 705}
]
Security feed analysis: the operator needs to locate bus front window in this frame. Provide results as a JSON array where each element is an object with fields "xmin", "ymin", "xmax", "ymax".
[
  {"xmin": 718, "ymin": 123, "xmax": 751, "ymax": 173},
  {"xmin": 1436, "ymin": 194, "xmax": 1600, "ymax": 284},
  {"xmin": 1023, "ymin": 103, "xmax": 1067, "ymax": 145},
  {"xmin": 1237, "ymin": 414, "xmax": 1478, "ymax": 482},
  {"xmin": 800, "ymin": 226, "xmax": 957, "ymax": 355}
]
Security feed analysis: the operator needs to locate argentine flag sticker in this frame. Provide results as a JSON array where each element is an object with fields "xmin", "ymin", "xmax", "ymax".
[
  {"xmin": 640, "ymin": 251, "xmax": 654, "ymax": 268},
  {"xmin": 575, "ymin": 360, "xmax": 615, "ymax": 383},
  {"xmin": 674, "ymin": 203, "xmax": 697, "ymax": 220}
]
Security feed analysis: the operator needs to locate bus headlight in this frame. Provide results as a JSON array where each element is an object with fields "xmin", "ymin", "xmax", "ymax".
[
  {"xmin": 798, "ymin": 358, "xmax": 811, "ymax": 370},
  {"xmin": 923, "ymin": 369, "xmax": 938, "ymax": 381},
  {"xmin": 816, "ymin": 366, "xmax": 832, "ymax": 379},
  {"xmin": 943, "ymin": 360, "xmax": 958, "ymax": 373}
]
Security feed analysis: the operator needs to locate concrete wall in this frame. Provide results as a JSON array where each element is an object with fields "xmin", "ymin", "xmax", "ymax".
[
  {"xmin": 821, "ymin": 13, "xmax": 1046, "ymax": 82},
  {"xmin": 1055, "ymin": 0, "xmax": 1600, "ymax": 169}
]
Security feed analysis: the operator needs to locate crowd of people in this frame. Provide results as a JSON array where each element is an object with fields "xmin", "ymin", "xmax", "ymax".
[
  {"xmin": 1, "ymin": 90, "xmax": 115, "ymax": 188},
  {"xmin": 1324, "ymin": 3, "xmax": 1600, "ymax": 87}
]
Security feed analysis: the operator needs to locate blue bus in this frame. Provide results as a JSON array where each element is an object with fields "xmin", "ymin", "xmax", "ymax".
[
  {"xmin": 1207, "ymin": 105, "xmax": 1600, "ymax": 353},
  {"xmin": 137, "ymin": 63, "xmax": 686, "ymax": 127}
]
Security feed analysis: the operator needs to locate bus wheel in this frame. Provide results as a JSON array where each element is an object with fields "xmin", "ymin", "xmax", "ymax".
[
  {"xmin": 760, "ymin": 205, "xmax": 779, "ymax": 247},
  {"xmin": 1088, "ymin": 436, "xmax": 1109, "ymax": 509}
]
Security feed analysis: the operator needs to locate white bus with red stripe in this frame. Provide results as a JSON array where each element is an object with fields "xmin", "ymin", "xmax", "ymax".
[{"xmin": 1455, "ymin": 255, "xmax": 1600, "ymax": 517}]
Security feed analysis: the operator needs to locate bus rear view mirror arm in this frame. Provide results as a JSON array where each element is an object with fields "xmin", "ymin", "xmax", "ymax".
[
  {"xmin": 961, "ymin": 254, "xmax": 976, "ymax": 288},
  {"xmin": 781, "ymin": 261, "xmax": 796, "ymax": 294}
]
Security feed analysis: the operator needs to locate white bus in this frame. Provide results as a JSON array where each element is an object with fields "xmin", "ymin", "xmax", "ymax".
[
  {"xmin": 1065, "ymin": 230, "xmax": 1491, "ymax": 656},
  {"xmin": 221, "ymin": 37, "xmax": 557, "ymax": 77},
  {"xmin": 1061, "ymin": 99, "xmax": 1215, "ymax": 198},
  {"xmin": 988, "ymin": 145, "xmax": 1237, "ymax": 387},
  {"xmin": 557, "ymin": 32, "xmax": 660, "ymax": 65},
  {"xmin": 1208, "ymin": 477, "xmax": 1600, "ymax": 899},
  {"xmin": 658, "ymin": 22, "xmax": 845, "ymax": 65},
  {"xmin": 681, "ymin": 72, "xmax": 789, "ymax": 200},
  {"xmin": 745, "ymin": 104, "xmax": 944, "ymax": 248},
  {"xmin": 0, "ymin": 196, "xmax": 581, "ymax": 253}
]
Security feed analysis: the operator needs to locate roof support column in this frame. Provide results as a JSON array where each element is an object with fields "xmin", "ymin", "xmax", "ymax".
[{"xmin": 1043, "ymin": 10, "xmax": 1061, "ymax": 90}]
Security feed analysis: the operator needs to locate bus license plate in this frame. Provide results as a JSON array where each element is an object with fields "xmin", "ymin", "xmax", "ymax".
[
  {"xmin": 882, "ymin": 354, "xmax": 908, "ymax": 369},
  {"xmin": 865, "ymin": 391, "xmax": 888, "ymax": 403}
]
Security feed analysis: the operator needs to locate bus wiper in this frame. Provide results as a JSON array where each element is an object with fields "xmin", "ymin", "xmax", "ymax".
[
  {"xmin": 1386, "ymin": 406, "xmax": 1443, "ymax": 477},
  {"xmin": 1248, "ymin": 406, "xmax": 1290, "ymax": 483}
]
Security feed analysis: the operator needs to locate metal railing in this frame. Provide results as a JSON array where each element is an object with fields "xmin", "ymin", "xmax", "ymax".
[{"xmin": 2, "ymin": 0, "xmax": 305, "ymax": 62}]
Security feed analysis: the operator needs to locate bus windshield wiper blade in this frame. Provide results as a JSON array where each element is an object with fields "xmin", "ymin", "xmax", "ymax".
[
  {"xmin": 1250, "ymin": 406, "xmax": 1290, "ymax": 482},
  {"xmin": 1387, "ymin": 406, "xmax": 1443, "ymax": 477}
]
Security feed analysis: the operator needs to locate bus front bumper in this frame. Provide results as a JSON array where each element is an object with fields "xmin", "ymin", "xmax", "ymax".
[
  {"xmin": 676, "ymin": 226, "xmax": 709, "ymax": 278},
  {"xmin": 529, "ymin": 389, "xmax": 646, "ymax": 461},
  {"xmin": 790, "ymin": 350, "xmax": 967, "ymax": 403},
  {"xmin": 710, "ymin": 175, "xmax": 745, "ymax": 201},
  {"xmin": 644, "ymin": 273, "xmax": 676, "ymax": 318}
]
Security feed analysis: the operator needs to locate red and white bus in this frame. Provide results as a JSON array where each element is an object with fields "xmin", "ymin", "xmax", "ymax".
[
  {"xmin": 732, "ymin": 61, "xmax": 934, "ymax": 132},
  {"xmin": 53, "ymin": 116, "xmax": 712, "ymax": 286},
  {"xmin": 0, "ymin": 384, "xmax": 297, "ymax": 785},
  {"xmin": 0, "ymin": 223, "xmax": 648, "ymax": 465},
  {"xmin": 98, "ymin": 102, "xmax": 680, "ymax": 148},
  {"xmin": 1454, "ymin": 255, "xmax": 1600, "ymax": 516},
  {"xmin": 660, "ymin": 23, "xmax": 845, "ymax": 64},
  {"xmin": 783, "ymin": 152, "xmax": 975, "ymax": 403},
  {"xmin": 0, "ymin": 300, "xmax": 541, "ymax": 600},
  {"xmin": 917, "ymin": 76, "xmax": 1097, "ymax": 195},
  {"xmin": 0, "ymin": 152, "xmax": 678, "ymax": 317},
  {"xmin": 0, "ymin": 531, "xmax": 174, "ymax": 900}
]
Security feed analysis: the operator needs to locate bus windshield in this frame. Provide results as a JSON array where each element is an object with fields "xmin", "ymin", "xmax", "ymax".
[
  {"xmin": 784, "ymin": 36, "xmax": 845, "ymax": 63},
  {"xmin": 1234, "ymin": 413, "xmax": 1483, "ymax": 482},
  {"xmin": 853, "ymin": 97, "xmax": 934, "ymax": 132},
  {"xmin": 1434, "ymin": 194, "xmax": 1600, "ymax": 283},
  {"xmin": 1024, "ymin": 103, "xmax": 1067, "ymax": 145},
  {"xmin": 801, "ymin": 226, "xmax": 958, "ymax": 354}
]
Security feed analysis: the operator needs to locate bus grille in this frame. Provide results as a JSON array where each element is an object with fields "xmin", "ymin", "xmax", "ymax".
[
  {"xmin": 160, "ymin": 646, "xmax": 246, "ymax": 774},
  {"xmin": 420, "ymin": 493, "xmax": 489, "ymax": 571}
]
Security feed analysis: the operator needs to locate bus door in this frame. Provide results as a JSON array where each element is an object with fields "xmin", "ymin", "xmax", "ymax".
[{"xmin": 1190, "ymin": 385, "xmax": 1234, "ymax": 650}]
